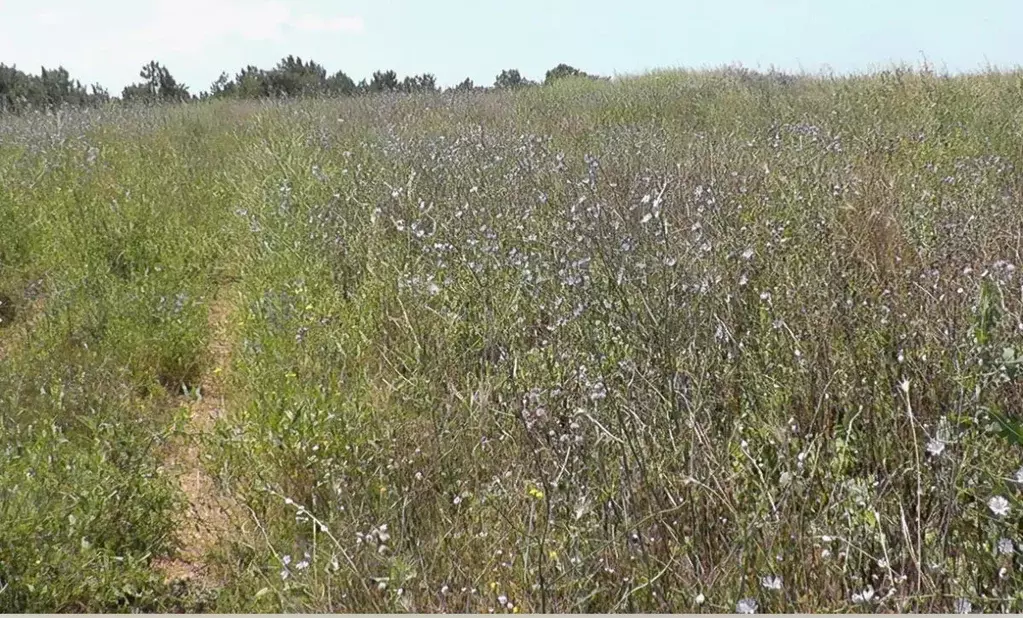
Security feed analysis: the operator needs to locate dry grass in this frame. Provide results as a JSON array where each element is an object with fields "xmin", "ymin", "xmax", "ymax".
[{"xmin": 4, "ymin": 67, "xmax": 1023, "ymax": 612}]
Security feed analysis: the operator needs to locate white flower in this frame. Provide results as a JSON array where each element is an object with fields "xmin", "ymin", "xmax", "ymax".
[
  {"xmin": 926, "ymin": 437, "xmax": 946, "ymax": 456},
  {"xmin": 736, "ymin": 598, "xmax": 757, "ymax": 614},
  {"xmin": 998, "ymin": 537, "xmax": 1015, "ymax": 555},
  {"xmin": 695, "ymin": 593, "xmax": 705, "ymax": 605},
  {"xmin": 989, "ymin": 495, "xmax": 1011, "ymax": 517},
  {"xmin": 852, "ymin": 586, "xmax": 875, "ymax": 604},
  {"xmin": 760, "ymin": 575, "xmax": 783, "ymax": 590},
  {"xmin": 954, "ymin": 597, "xmax": 972, "ymax": 614},
  {"xmin": 1014, "ymin": 466, "xmax": 1023, "ymax": 484}
]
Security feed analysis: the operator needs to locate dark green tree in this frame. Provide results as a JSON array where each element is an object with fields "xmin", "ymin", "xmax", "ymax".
[
  {"xmin": 122, "ymin": 61, "xmax": 189, "ymax": 102},
  {"xmin": 39, "ymin": 67, "xmax": 90, "ymax": 107},
  {"xmin": 544, "ymin": 63, "xmax": 587, "ymax": 84},
  {"xmin": 494, "ymin": 68, "xmax": 533, "ymax": 89},
  {"xmin": 233, "ymin": 65, "xmax": 271, "ymax": 98},
  {"xmin": 325, "ymin": 70, "xmax": 356, "ymax": 95},
  {"xmin": 400, "ymin": 73, "xmax": 438, "ymax": 94},
  {"xmin": 451, "ymin": 77, "xmax": 475, "ymax": 92},
  {"xmin": 0, "ymin": 63, "xmax": 106, "ymax": 112},
  {"xmin": 89, "ymin": 83, "xmax": 110, "ymax": 104},
  {"xmin": 1, "ymin": 64, "xmax": 31, "ymax": 111},
  {"xmin": 369, "ymin": 70, "xmax": 399, "ymax": 92},
  {"xmin": 267, "ymin": 55, "xmax": 327, "ymax": 97},
  {"xmin": 208, "ymin": 72, "xmax": 233, "ymax": 98}
]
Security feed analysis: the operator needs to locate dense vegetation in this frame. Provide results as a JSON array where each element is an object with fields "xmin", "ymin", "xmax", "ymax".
[
  {"xmin": 0, "ymin": 58, "xmax": 596, "ymax": 112},
  {"xmin": 3, "ymin": 67, "xmax": 1023, "ymax": 612}
]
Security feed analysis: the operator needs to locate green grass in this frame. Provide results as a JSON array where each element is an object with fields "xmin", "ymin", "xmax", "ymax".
[{"xmin": 3, "ymin": 67, "xmax": 1023, "ymax": 612}]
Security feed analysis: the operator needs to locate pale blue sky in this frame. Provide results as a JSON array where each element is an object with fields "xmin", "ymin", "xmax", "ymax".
[{"xmin": 0, "ymin": 0, "xmax": 1020, "ymax": 94}]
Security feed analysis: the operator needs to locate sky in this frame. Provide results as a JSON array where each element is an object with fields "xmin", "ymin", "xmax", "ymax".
[{"xmin": 0, "ymin": 0, "xmax": 1021, "ymax": 95}]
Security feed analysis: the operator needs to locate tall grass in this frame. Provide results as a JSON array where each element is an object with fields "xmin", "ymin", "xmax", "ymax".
[{"xmin": 2, "ymin": 67, "xmax": 1023, "ymax": 612}]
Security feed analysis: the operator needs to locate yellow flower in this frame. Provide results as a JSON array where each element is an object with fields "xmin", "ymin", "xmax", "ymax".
[{"xmin": 528, "ymin": 487, "xmax": 544, "ymax": 500}]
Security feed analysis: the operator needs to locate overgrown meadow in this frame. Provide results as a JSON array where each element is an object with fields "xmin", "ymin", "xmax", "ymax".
[{"xmin": 3, "ymin": 68, "xmax": 1023, "ymax": 612}]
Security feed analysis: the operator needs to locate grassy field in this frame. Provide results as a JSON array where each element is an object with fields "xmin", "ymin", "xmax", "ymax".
[{"xmin": 3, "ymin": 67, "xmax": 1023, "ymax": 612}]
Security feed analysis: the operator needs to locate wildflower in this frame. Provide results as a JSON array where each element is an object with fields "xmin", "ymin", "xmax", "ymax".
[
  {"xmin": 954, "ymin": 597, "xmax": 972, "ymax": 614},
  {"xmin": 998, "ymin": 537, "xmax": 1015, "ymax": 555},
  {"xmin": 926, "ymin": 437, "xmax": 946, "ymax": 457},
  {"xmin": 989, "ymin": 495, "xmax": 1011, "ymax": 517},
  {"xmin": 1014, "ymin": 466, "xmax": 1023, "ymax": 484},
  {"xmin": 695, "ymin": 593, "xmax": 705, "ymax": 605},
  {"xmin": 760, "ymin": 575, "xmax": 782, "ymax": 591},
  {"xmin": 736, "ymin": 598, "xmax": 757, "ymax": 614},
  {"xmin": 852, "ymin": 586, "xmax": 875, "ymax": 604}
]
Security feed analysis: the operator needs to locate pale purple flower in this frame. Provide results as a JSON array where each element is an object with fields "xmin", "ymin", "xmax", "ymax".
[
  {"xmin": 989, "ymin": 495, "xmax": 1011, "ymax": 517},
  {"xmin": 736, "ymin": 598, "xmax": 757, "ymax": 614}
]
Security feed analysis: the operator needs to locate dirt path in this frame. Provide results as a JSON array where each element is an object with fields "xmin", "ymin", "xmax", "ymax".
[{"xmin": 154, "ymin": 286, "xmax": 246, "ymax": 587}]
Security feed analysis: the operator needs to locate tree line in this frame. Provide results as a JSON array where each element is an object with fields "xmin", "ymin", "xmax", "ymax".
[{"xmin": 0, "ymin": 57, "xmax": 601, "ymax": 113}]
